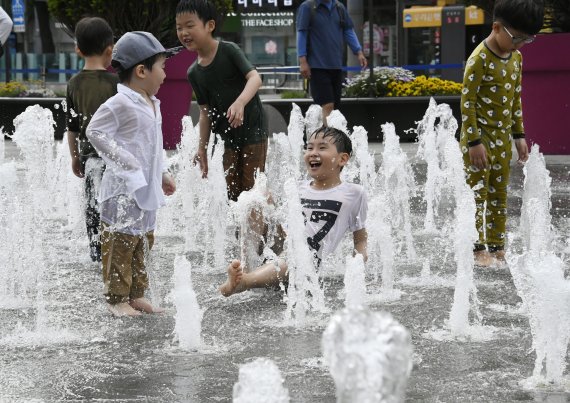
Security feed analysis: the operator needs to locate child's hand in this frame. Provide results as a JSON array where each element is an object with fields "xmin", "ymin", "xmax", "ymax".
[
  {"xmin": 468, "ymin": 143, "xmax": 489, "ymax": 170},
  {"xmin": 162, "ymin": 173, "xmax": 176, "ymax": 196},
  {"xmin": 227, "ymin": 99, "xmax": 245, "ymax": 129},
  {"xmin": 514, "ymin": 138, "xmax": 529, "ymax": 164},
  {"xmin": 193, "ymin": 149, "xmax": 208, "ymax": 178},
  {"xmin": 71, "ymin": 156, "xmax": 84, "ymax": 178}
]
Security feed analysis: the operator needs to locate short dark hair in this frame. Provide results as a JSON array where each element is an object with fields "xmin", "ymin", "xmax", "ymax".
[
  {"xmin": 308, "ymin": 126, "xmax": 353, "ymax": 156},
  {"xmin": 494, "ymin": 0, "xmax": 544, "ymax": 35},
  {"xmin": 112, "ymin": 53, "xmax": 163, "ymax": 83},
  {"xmin": 176, "ymin": 0, "xmax": 219, "ymax": 34},
  {"xmin": 75, "ymin": 17, "xmax": 114, "ymax": 56}
]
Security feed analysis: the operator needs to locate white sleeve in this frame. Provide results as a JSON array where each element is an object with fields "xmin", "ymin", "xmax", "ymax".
[
  {"xmin": 0, "ymin": 7, "xmax": 13, "ymax": 45},
  {"xmin": 86, "ymin": 104, "xmax": 147, "ymax": 194},
  {"xmin": 349, "ymin": 188, "xmax": 367, "ymax": 232}
]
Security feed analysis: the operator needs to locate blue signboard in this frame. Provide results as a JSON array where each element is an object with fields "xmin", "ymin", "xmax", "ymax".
[{"xmin": 11, "ymin": 0, "xmax": 25, "ymax": 33}]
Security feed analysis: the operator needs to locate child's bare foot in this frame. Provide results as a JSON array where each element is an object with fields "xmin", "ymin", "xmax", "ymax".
[
  {"xmin": 219, "ymin": 259, "xmax": 244, "ymax": 297},
  {"xmin": 129, "ymin": 297, "xmax": 165, "ymax": 314},
  {"xmin": 491, "ymin": 250, "xmax": 506, "ymax": 262},
  {"xmin": 474, "ymin": 250, "xmax": 495, "ymax": 267},
  {"xmin": 108, "ymin": 302, "xmax": 142, "ymax": 317}
]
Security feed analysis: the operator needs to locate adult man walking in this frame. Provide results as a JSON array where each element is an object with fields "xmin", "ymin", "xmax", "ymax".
[{"xmin": 297, "ymin": 0, "xmax": 367, "ymax": 125}]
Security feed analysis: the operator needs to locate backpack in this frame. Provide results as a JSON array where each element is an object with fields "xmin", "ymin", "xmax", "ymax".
[{"xmin": 307, "ymin": 0, "xmax": 347, "ymax": 30}]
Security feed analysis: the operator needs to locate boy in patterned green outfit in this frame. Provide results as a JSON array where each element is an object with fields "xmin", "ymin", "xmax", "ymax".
[{"xmin": 460, "ymin": 0, "xmax": 544, "ymax": 266}]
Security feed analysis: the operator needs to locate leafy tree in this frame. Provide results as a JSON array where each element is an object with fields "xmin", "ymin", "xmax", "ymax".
[
  {"xmin": 544, "ymin": 0, "xmax": 570, "ymax": 32},
  {"xmin": 46, "ymin": 0, "xmax": 233, "ymax": 46},
  {"xmin": 465, "ymin": 0, "xmax": 570, "ymax": 33}
]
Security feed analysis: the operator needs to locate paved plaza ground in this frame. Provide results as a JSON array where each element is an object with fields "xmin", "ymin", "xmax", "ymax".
[{"xmin": 1, "ymin": 137, "xmax": 569, "ymax": 402}]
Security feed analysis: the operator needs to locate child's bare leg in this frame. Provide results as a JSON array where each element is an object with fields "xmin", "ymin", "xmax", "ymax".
[
  {"xmin": 220, "ymin": 259, "xmax": 288, "ymax": 297},
  {"xmin": 129, "ymin": 297, "xmax": 165, "ymax": 313},
  {"xmin": 108, "ymin": 302, "xmax": 142, "ymax": 317}
]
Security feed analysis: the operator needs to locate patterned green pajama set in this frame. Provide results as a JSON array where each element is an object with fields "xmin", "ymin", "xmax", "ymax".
[{"xmin": 459, "ymin": 41, "xmax": 526, "ymax": 252}]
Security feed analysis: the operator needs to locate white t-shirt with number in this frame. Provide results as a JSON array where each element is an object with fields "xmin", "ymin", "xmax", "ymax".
[{"xmin": 299, "ymin": 180, "xmax": 367, "ymax": 259}]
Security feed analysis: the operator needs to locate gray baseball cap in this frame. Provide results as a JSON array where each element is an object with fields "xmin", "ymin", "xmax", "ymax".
[{"xmin": 112, "ymin": 31, "xmax": 181, "ymax": 69}]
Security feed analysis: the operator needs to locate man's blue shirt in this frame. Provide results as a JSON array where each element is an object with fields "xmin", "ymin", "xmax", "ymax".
[{"xmin": 296, "ymin": 0, "xmax": 362, "ymax": 70}]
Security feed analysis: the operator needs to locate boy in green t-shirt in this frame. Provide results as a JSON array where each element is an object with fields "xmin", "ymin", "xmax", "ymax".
[
  {"xmin": 459, "ymin": 0, "xmax": 544, "ymax": 266},
  {"xmin": 66, "ymin": 17, "xmax": 119, "ymax": 262},
  {"xmin": 176, "ymin": 0, "xmax": 268, "ymax": 201}
]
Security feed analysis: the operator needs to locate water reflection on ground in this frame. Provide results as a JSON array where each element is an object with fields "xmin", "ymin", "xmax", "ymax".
[{"xmin": 1, "ymin": 140, "xmax": 569, "ymax": 402}]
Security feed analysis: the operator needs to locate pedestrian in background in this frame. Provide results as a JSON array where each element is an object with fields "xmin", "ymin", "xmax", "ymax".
[{"xmin": 297, "ymin": 0, "xmax": 367, "ymax": 125}]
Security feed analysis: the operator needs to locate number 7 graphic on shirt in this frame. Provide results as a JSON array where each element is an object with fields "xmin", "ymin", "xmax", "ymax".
[{"xmin": 301, "ymin": 199, "xmax": 342, "ymax": 252}]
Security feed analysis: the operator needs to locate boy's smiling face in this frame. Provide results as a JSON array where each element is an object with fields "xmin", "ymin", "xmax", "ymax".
[
  {"xmin": 176, "ymin": 12, "xmax": 215, "ymax": 51},
  {"xmin": 304, "ymin": 131, "xmax": 349, "ymax": 189}
]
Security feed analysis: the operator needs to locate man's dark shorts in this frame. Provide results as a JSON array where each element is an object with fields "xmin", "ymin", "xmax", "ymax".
[{"xmin": 310, "ymin": 68, "xmax": 343, "ymax": 109}]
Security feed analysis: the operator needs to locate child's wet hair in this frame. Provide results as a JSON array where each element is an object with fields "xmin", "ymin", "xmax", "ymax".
[
  {"xmin": 176, "ymin": 0, "xmax": 219, "ymax": 34},
  {"xmin": 493, "ymin": 0, "xmax": 544, "ymax": 35},
  {"xmin": 307, "ymin": 126, "xmax": 353, "ymax": 156},
  {"xmin": 75, "ymin": 17, "xmax": 114, "ymax": 56}
]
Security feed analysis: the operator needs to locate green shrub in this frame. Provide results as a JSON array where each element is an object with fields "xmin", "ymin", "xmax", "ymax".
[
  {"xmin": 0, "ymin": 81, "xmax": 27, "ymax": 97},
  {"xmin": 280, "ymin": 90, "xmax": 307, "ymax": 99}
]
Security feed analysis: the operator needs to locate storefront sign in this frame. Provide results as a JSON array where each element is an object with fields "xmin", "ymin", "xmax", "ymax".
[
  {"xmin": 465, "ymin": 6, "xmax": 484, "ymax": 25},
  {"xmin": 11, "ymin": 0, "xmax": 25, "ymax": 33},
  {"xmin": 403, "ymin": 6, "xmax": 442, "ymax": 28},
  {"xmin": 236, "ymin": 0, "xmax": 301, "ymax": 11},
  {"xmin": 241, "ymin": 13, "xmax": 294, "ymax": 28}
]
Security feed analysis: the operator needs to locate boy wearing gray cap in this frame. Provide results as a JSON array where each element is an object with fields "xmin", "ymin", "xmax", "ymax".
[{"xmin": 87, "ymin": 31, "xmax": 176, "ymax": 317}]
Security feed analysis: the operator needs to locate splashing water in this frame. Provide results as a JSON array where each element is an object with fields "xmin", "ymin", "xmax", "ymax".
[
  {"xmin": 379, "ymin": 123, "xmax": 417, "ymax": 260},
  {"xmin": 287, "ymin": 103, "xmax": 306, "ymax": 175},
  {"xmin": 344, "ymin": 253, "xmax": 367, "ymax": 308},
  {"xmin": 367, "ymin": 191, "xmax": 400, "ymax": 301},
  {"xmin": 172, "ymin": 116, "xmax": 229, "ymax": 269},
  {"xmin": 322, "ymin": 307, "xmax": 412, "ymax": 403},
  {"xmin": 520, "ymin": 144, "xmax": 553, "ymax": 252},
  {"xmin": 508, "ymin": 145, "xmax": 570, "ymax": 387},
  {"xmin": 283, "ymin": 178, "xmax": 327, "ymax": 327},
  {"xmin": 170, "ymin": 255, "xmax": 202, "ymax": 350},
  {"xmin": 415, "ymin": 98, "xmax": 457, "ymax": 234},
  {"xmin": 0, "ymin": 106, "xmax": 80, "ymax": 344},
  {"xmin": 233, "ymin": 358, "xmax": 290, "ymax": 403},
  {"xmin": 304, "ymin": 104, "xmax": 323, "ymax": 136},
  {"xmin": 0, "ymin": 132, "xmax": 5, "ymax": 163},
  {"xmin": 327, "ymin": 110, "xmax": 348, "ymax": 134},
  {"xmin": 265, "ymin": 132, "xmax": 299, "ymax": 199},
  {"xmin": 444, "ymin": 138, "xmax": 481, "ymax": 336},
  {"xmin": 342, "ymin": 125, "xmax": 377, "ymax": 193},
  {"xmin": 233, "ymin": 173, "xmax": 274, "ymax": 270},
  {"xmin": 12, "ymin": 105, "xmax": 57, "ymax": 215},
  {"xmin": 0, "ymin": 106, "xmax": 57, "ymax": 306}
]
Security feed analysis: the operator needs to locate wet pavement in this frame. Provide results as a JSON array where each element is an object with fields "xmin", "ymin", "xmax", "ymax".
[{"xmin": 1, "ymin": 138, "xmax": 569, "ymax": 402}]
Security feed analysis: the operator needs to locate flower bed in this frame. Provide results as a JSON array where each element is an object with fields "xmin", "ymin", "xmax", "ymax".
[
  {"xmin": 343, "ymin": 67, "xmax": 462, "ymax": 98},
  {"xmin": 0, "ymin": 81, "xmax": 58, "ymax": 98}
]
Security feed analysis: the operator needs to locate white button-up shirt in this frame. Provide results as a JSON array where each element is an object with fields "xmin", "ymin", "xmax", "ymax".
[{"xmin": 87, "ymin": 84, "xmax": 166, "ymax": 211}]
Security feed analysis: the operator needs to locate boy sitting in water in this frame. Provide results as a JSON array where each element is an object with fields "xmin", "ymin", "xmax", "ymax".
[{"xmin": 220, "ymin": 126, "xmax": 367, "ymax": 296}]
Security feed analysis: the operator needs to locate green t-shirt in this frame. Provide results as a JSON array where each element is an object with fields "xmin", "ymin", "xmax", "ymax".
[
  {"xmin": 460, "ymin": 41, "xmax": 525, "ymax": 147},
  {"xmin": 66, "ymin": 70, "xmax": 119, "ymax": 158},
  {"xmin": 188, "ymin": 41, "xmax": 267, "ymax": 149}
]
